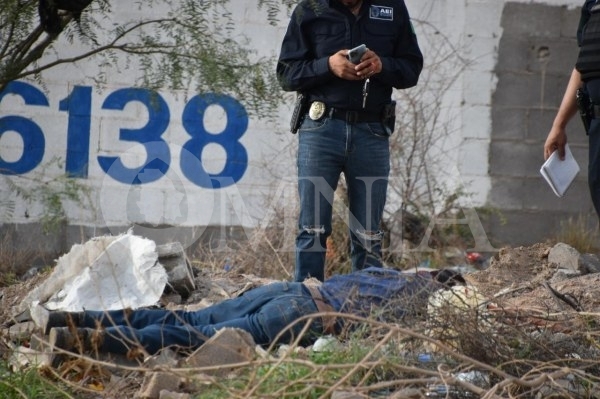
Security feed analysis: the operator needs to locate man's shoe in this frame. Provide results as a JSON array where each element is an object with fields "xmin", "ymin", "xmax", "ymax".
[
  {"xmin": 48, "ymin": 327, "xmax": 104, "ymax": 353},
  {"xmin": 44, "ymin": 312, "xmax": 78, "ymax": 335}
]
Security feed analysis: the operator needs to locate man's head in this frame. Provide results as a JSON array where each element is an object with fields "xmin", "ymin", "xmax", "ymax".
[{"xmin": 432, "ymin": 269, "xmax": 467, "ymax": 287}]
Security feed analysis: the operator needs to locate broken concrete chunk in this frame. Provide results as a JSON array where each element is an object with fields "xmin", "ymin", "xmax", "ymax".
[
  {"xmin": 143, "ymin": 348, "xmax": 181, "ymax": 369},
  {"xmin": 9, "ymin": 346, "xmax": 53, "ymax": 370},
  {"xmin": 157, "ymin": 242, "xmax": 195, "ymax": 298},
  {"xmin": 7, "ymin": 322, "xmax": 37, "ymax": 342},
  {"xmin": 136, "ymin": 372, "xmax": 182, "ymax": 399},
  {"xmin": 548, "ymin": 243, "xmax": 580, "ymax": 272},
  {"xmin": 185, "ymin": 328, "xmax": 255, "ymax": 377},
  {"xmin": 9, "ymin": 335, "xmax": 53, "ymax": 370}
]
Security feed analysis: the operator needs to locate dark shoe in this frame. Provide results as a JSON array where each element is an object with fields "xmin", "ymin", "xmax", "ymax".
[
  {"xmin": 48, "ymin": 327, "xmax": 104, "ymax": 353},
  {"xmin": 44, "ymin": 312, "xmax": 79, "ymax": 335}
]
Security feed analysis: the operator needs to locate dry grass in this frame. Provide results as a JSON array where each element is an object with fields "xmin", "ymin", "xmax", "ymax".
[
  {"xmin": 13, "ymin": 304, "xmax": 600, "ymax": 398},
  {"xmin": 0, "ymin": 231, "xmax": 47, "ymax": 286},
  {"xmin": 553, "ymin": 213, "xmax": 600, "ymax": 254}
]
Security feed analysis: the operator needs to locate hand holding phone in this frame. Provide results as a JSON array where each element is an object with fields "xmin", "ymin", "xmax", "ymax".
[{"xmin": 347, "ymin": 44, "xmax": 367, "ymax": 64}]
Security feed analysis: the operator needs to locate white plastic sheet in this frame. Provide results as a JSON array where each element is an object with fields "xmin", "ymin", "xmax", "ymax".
[{"xmin": 18, "ymin": 232, "xmax": 168, "ymax": 314}]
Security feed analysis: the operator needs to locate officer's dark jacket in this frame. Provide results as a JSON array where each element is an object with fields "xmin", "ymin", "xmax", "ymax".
[
  {"xmin": 276, "ymin": 0, "xmax": 423, "ymax": 112},
  {"xmin": 576, "ymin": 0, "xmax": 600, "ymax": 81}
]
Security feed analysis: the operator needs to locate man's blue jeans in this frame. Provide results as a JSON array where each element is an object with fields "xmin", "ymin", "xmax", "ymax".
[
  {"xmin": 296, "ymin": 117, "xmax": 390, "ymax": 282},
  {"xmin": 79, "ymin": 282, "xmax": 321, "ymax": 354}
]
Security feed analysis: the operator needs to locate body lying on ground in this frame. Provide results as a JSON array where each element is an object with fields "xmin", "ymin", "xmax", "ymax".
[{"xmin": 43, "ymin": 267, "xmax": 465, "ymax": 356}]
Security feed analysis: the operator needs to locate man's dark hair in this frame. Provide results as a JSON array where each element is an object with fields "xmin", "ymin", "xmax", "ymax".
[{"xmin": 432, "ymin": 269, "xmax": 466, "ymax": 287}]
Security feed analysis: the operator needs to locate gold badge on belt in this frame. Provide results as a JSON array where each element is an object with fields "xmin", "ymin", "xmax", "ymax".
[{"xmin": 308, "ymin": 101, "xmax": 326, "ymax": 120}]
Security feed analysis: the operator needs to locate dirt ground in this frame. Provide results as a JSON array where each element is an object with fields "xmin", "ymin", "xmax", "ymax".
[{"xmin": 467, "ymin": 243, "xmax": 600, "ymax": 314}]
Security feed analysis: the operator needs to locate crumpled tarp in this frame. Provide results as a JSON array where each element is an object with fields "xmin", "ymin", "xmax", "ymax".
[{"xmin": 15, "ymin": 232, "xmax": 168, "ymax": 315}]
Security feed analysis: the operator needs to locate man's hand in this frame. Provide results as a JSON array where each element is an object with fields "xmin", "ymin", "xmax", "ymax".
[
  {"xmin": 328, "ymin": 49, "xmax": 382, "ymax": 80},
  {"xmin": 356, "ymin": 50, "xmax": 382, "ymax": 78}
]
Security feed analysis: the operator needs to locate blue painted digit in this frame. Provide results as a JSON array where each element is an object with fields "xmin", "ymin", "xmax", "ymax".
[
  {"xmin": 59, "ymin": 86, "xmax": 91, "ymax": 178},
  {"xmin": 98, "ymin": 88, "xmax": 170, "ymax": 184},
  {"xmin": 0, "ymin": 81, "xmax": 48, "ymax": 175},
  {"xmin": 181, "ymin": 93, "xmax": 248, "ymax": 188}
]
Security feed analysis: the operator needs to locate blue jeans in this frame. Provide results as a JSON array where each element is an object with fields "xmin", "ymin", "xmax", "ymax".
[
  {"xmin": 79, "ymin": 282, "xmax": 321, "ymax": 354},
  {"xmin": 586, "ymin": 80, "xmax": 600, "ymax": 221},
  {"xmin": 296, "ymin": 117, "xmax": 390, "ymax": 282}
]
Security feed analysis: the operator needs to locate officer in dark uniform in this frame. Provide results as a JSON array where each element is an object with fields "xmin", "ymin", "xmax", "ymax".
[
  {"xmin": 276, "ymin": 0, "xmax": 423, "ymax": 282},
  {"xmin": 544, "ymin": 0, "xmax": 600, "ymax": 220}
]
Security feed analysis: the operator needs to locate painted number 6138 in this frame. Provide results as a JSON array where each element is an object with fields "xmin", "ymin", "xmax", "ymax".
[{"xmin": 0, "ymin": 81, "xmax": 249, "ymax": 189}]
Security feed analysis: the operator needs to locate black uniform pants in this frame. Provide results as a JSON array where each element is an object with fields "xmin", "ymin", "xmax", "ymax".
[{"xmin": 585, "ymin": 79, "xmax": 600, "ymax": 220}]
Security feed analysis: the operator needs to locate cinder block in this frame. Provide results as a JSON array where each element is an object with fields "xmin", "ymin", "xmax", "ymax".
[
  {"xmin": 522, "ymin": 176, "xmax": 591, "ymax": 212},
  {"xmin": 487, "ymin": 177, "xmax": 527, "ymax": 209},
  {"xmin": 492, "ymin": 107, "xmax": 528, "ymax": 140},
  {"xmin": 489, "ymin": 141, "xmax": 542, "ymax": 178},
  {"xmin": 560, "ymin": 6, "xmax": 582, "ymax": 39},
  {"xmin": 501, "ymin": 3, "xmax": 563, "ymax": 39},
  {"xmin": 493, "ymin": 72, "xmax": 541, "ymax": 107},
  {"xmin": 458, "ymin": 139, "xmax": 489, "ymax": 176},
  {"xmin": 525, "ymin": 108, "xmax": 558, "ymax": 142},
  {"xmin": 549, "ymin": 41, "xmax": 579, "ymax": 74},
  {"xmin": 487, "ymin": 174, "xmax": 593, "ymax": 213},
  {"xmin": 546, "ymin": 74, "xmax": 574, "ymax": 108},
  {"xmin": 462, "ymin": 105, "xmax": 491, "ymax": 140},
  {"xmin": 463, "ymin": 71, "xmax": 494, "ymax": 105},
  {"xmin": 496, "ymin": 36, "xmax": 531, "ymax": 73},
  {"xmin": 481, "ymin": 208, "xmax": 593, "ymax": 247},
  {"xmin": 523, "ymin": 38, "xmax": 578, "ymax": 75}
]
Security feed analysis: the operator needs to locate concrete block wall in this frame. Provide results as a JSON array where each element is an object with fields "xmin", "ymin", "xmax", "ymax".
[{"xmin": 487, "ymin": 1, "xmax": 596, "ymax": 245}]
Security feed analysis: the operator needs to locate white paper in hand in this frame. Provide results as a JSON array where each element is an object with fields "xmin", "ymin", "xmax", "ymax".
[{"xmin": 540, "ymin": 144, "xmax": 580, "ymax": 197}]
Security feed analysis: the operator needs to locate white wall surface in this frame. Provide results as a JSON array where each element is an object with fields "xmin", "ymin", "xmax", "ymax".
[{"xmin": 0, "ymin": 0, "xmax": 584, "ymax": 239}]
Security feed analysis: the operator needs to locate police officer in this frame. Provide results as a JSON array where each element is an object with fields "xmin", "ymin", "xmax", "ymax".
[
  {"xmin": 277, "ymin": 0, "xmax": 423, "ymax": 282},
  {"xmin": 544, "ymin": 0, "xmax": 600, "ymax": 220}
]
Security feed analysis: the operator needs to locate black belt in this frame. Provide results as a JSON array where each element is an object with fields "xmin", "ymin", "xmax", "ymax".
[{"xmin": 328, "ymin": 107, "xmax": 381, "ymax": 123}]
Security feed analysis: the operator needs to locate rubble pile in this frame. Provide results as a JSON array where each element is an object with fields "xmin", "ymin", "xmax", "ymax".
[{"xmin": 2, "ymin": 235, "xmax": 600, "ymax": 398}]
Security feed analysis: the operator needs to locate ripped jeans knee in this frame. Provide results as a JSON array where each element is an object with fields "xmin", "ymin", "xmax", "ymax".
[
  {"xmin": 300, "ymin": 225, "xmax": 326, "ymax": 235},
  {"xmin": 355, "ymin": 229, "xmax": 384, "ymax": 250}
]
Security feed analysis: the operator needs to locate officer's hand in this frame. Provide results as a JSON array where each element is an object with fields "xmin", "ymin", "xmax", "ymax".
[
  {"xmin": 355, "ymin": 50, "xmax": 382, "ymax": 79},
  {"xmin": 543, "ymin": 126, "xmax": 567, "ymax": 160},
  {"xmin": 328, "ymin": 50, "xmax": 369, "ymax": 81}
]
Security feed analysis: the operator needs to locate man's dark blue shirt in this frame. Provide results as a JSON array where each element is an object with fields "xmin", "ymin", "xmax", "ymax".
[
  {"xmin": 319, "ymin": 267, "xmax": 435, "ymax": 321},
  {"xmin": 276, "ymin": 0, "xmax": 423, "ymax": 112}
]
